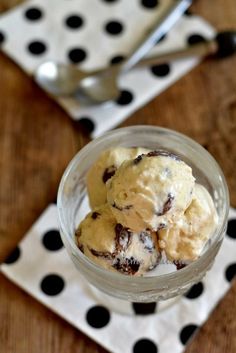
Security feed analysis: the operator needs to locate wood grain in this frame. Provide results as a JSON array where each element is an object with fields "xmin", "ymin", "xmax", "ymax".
[{"xmin": 0, "ymin": 0, "xmax": 235, "ymax": 352}]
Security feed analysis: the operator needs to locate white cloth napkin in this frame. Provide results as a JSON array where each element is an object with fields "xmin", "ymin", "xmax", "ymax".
[
  {"xmin": 0, "ymin": 0, "xmax": 215, "ymax": 137},
  {"xmin": 1, "ymin": 205, "xmax": 236, "ymax": 353}
]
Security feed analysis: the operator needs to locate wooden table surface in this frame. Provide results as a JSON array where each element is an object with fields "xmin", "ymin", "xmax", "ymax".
[{"xmin": 0, "ymin": 0, "xmax": 236, "ymax": 352}]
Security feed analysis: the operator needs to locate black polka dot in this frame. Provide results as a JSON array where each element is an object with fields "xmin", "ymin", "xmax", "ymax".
[
  {"xmin": 4, "ymin": 246, "xmax": 21, "ymax": 264},
  {"xmin": 65, "ymin": 14, "xmax": 84, "ymax": 29},
  {"xmin": 42, "ymin": 230, "xmax": 63, "ymax": 251},
  {"xmin": 86, "ymin": 306, "xmax": 110, "ymax": 328},
  {"xmin": 27, "ymin": 41, "xmax": 47, "ymax": 55},
  {"xmin": 79, "ymin": 117, "xmax": 95, "ymax": 133},
  {"xmin": 132, "ymin": 302, "xmax": 157, "ymax": 315},
  {"xmin": 25, "ymin": 7, "xmax": 43, "ymax": 21},
  {"xmin": 105, "ymin": 21, "xmax": 123, "ymax": 35},
  {"xmin": 0, "ymin": 31, "xmax": 6, "ymax": 44},
  {"xmin": 184, "ymin": 9, "xmax": 193, "ymax": 16},
  {"xmin": 68, "ymin": 48, "xmax": 87, "ymax": 63},
  {"xmin": 225, "ymin": 263, "xmax": 236, "ymax": 282},
  {"xmin": 116, "ymin": 90, "xmax": 134, "ymax": 105},
  {"xmin": 151, "ymin": 63, "xmax": 170, "ymax": 77},
  {"xmin": 110, "ymin": 55, "xmax": 125, "ymax": 65},
  {"xmin": 133, "ymin": 338, "xmax": 158, "ymax": 353},
  {"xmin": 180, "ymin": 324, "xmax": 198, "ymax": 345},
  {"xmin": 227, "ymin": 219, "xmax": 236, "ymax": 239},
  {"xmin": 185, "ymin": 282, "xmax": 204, "ymax": 299},
  {"xmin": 187, "ymin": 34, "xmax": 206, "ymax": 45},
  {"xmin": 141, "ymin": 0, "xmax": 159, "ymax": 9},
  {"xmin": 40, "ymin": 274, "xmax": 65, "ymax": 296}
]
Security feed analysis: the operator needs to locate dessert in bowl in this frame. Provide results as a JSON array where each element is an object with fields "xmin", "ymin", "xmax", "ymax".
[{"xmin": 58, "ymin": 126, "xmax": 229, "ymax": 303}]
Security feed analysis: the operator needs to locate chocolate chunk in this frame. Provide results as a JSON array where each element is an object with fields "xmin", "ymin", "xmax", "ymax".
[
  {"xmin": 90, "ymin": 248, "xmax": 113, "ymax": 260},
  {"xmin": 113, "ymin": 257, "xmax": 140, "ymax": 275},
  {"xmin": 162, "ymin": 193, "xmax": 174, "ymax": 214},
  {"xmin": 78, "ymin": 244, "xmax": 84, "ymax": 253},
  {"xmin": 156, "ymin": 193, "xmax": 174, "ymax": 216},
  {"xmin": 112, "ymin": 202, "xmax": 133, "ymax": 211},
  {"xmin": 147, "ymin": 150, "xmax": 181, "ymax": 161},
  {"xmin": 124, "ymin": 205, "xmax": 133, "ymax": 210},
  {"xmin": 139, "ymin": 231, "xmax": 154, "ymax": 252},
  {"xmin": 173, "ymin": 260, "xmax": 187, "ymax": 270},
  {"xmin": 102, "ymin": 165, "xmax": 116, "ymax": 183},
  {"xmin": 112, "ymin": 202, "xmax": 121, "ymax": 210},
  {"xmin": 91, "ymin": 211, "xmax": 100, "ymax": 220},
  {"xmin": 115, "ymin": 223, "xmax": 132, "ymax": 252},
  {"xmin": 133, "ymin": 154, "xmax": 144, "ymax": 165},
  {"xmin": 115, "ymin": 223, "xmax": 123, "ymax": 235},
  {"xmin": 157, "ymin": 223, "xmax": 166, "ymax": 230}
]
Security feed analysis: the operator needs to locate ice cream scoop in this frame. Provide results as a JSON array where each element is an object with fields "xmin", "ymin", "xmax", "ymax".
[
  {"xmin": 86, "ymin": 147, "xmax": 150, "ymax": 209},
  {"xmin": 76, "ymin": 204, "xmax": 160, "ymax": 276},
  {"xmin": 158, "ymin": 184, "xmax": 218, "ymax": 261},
  {"xmin": 106, "ymin": 150, "xmax": 195, "ymax": 232}
]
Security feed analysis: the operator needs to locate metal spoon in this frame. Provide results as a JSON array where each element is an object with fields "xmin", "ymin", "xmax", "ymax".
[{"xmin": 35, "ymin": 0, "xmax": 192, "ymax": 104}]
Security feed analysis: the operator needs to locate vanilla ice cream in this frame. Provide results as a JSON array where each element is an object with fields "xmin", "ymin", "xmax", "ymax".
[
  {"xmin": 106, "ymin": 150, "xmax": 195, "ymax": 232},
  {"xmin": 76, "ymin": 204, "xmax": 160, "ymax": 275},
  {"xmin": 158, "ymin": 184, "xmax": 218, "ymax": 261},
  {"xmin": 75, "ymin": 147, "xmax": 218, "ymax": 276},
  {"xmin": 86, "ymin": 147, "xmax": 150, "ymax": 209}
]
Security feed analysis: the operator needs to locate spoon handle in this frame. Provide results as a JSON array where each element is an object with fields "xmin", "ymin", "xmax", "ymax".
[
  {"xmin": 120, "ymin": 0, "xmax": 192, "ymax": 73},
  {"xmin": 134, "ymin": 30, "xmax": 236, "ymax": 67},
  {"xmin": 135, "ymin": 40, "xmax": 218, "ymax": 67}
]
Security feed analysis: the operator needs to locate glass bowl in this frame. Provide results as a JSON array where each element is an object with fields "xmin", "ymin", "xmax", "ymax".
[{"xmin": 57, "ymin": 126, "xmax": 229, "ymax": 303}]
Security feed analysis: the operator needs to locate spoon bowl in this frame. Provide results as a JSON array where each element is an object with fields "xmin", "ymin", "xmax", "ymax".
[
  {"xmin": 35, "ymin": 59, "xmax": 125, "ymax": 105},
  {"xmin": 35, "ymin": 61, "xmax": 89, "ymax": 97},
  {"xmin": 75, "ymin": 65, "xmax": 121, "ymax": 103}
]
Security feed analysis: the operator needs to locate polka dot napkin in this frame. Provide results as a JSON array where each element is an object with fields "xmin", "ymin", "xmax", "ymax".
[
  {"xmin": 0, "ymin": 0, "xmax": 215, "ymax": 137},
  {"xmin": 1, "ymin": 205, "xmax": 236, "ymax": 353}
]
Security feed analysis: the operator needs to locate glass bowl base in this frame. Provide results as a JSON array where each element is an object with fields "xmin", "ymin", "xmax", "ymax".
[{"xmin": 87, "ymin": 282, "xmax": 181, "ymax": 316}]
